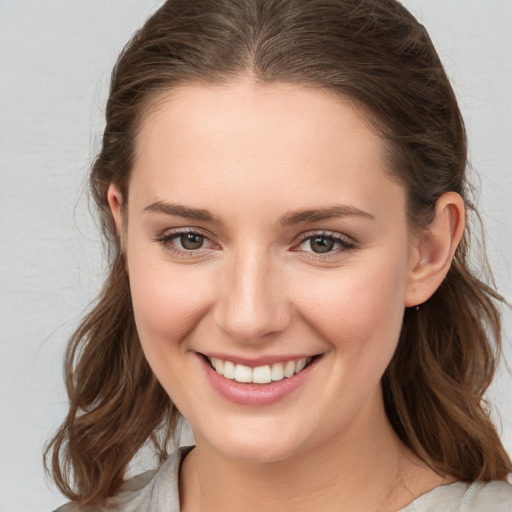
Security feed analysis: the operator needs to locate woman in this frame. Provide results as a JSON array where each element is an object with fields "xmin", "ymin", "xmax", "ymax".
[{"xmin": 46, "ymin": 0, "xmax": 512, "ymax": 510}]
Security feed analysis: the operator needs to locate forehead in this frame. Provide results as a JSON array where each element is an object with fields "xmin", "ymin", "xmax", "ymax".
[
  {"xmin": 130, "ymin": 78, "xmax": 404, "ymax": 222},
  {"xmin": 136, "ymin": 78, "xmax": 379, "ymax": 161}
]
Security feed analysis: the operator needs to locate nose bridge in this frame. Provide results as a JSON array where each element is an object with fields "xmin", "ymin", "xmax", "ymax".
[{"xmin": 215, "ymin": 246, "xmax": 290, "ymax": 343}]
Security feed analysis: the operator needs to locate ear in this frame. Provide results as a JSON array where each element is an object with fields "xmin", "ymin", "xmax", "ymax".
[
  {"xmin": 107, "ymin": 183, "xmax": 125, "ymax": 239},
  {"xmin": 404, "ymin": 192, "xmax": 465, "ymax": 307}
]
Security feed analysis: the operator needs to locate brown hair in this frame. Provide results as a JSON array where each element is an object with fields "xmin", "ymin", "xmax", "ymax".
[{"xmin": 45, "ymin": 0, "xmax": 511, "ymax": 504}]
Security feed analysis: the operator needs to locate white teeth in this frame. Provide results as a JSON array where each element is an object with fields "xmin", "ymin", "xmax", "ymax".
[
  {"xmin": 211, "ymin": 358, "xmax": 224, "ymax": 374},
  {"xmin": 208, "ymin": 356, "xmax": 313, "ymax": 384},
  {"xmin": 271, "ymin": 362, "xmax": 284, "ymax": 381},
  {"xmin": 234, "ymin": 364, "xmax": 252, "ymax": 383},
  {"xmin": 252, "ymin": 365, "xmax": 272, "ymax": 384},
  {"xmin": 223, "ymin": 360, "xmax": 236, "ymax": 380},
  {"xmin": 295, "ymin": 358, "xmax": 307, "ymax": 373},
  {"xmin": 283, "ymin": 360, "xmax": 296, "ymax": 378}
]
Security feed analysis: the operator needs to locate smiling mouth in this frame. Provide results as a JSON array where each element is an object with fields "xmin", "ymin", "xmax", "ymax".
[{"xmin": 205, "ymin": 355, "xmax": 318, "ymax": 384}]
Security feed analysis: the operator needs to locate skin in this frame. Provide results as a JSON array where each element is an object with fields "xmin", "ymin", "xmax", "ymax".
[{"xmin": 108, "ymin": 77, "xmax": 465, "ymax": 512}]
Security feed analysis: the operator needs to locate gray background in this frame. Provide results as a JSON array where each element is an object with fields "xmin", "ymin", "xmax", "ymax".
[{"xmin": 0, "ymin": 1, "xmax": 511, "ymax": 510}]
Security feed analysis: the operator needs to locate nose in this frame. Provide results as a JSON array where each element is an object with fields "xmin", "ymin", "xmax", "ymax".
[{"xmin": 213, "ymin": 249, "xmax": 292, "ymax": 344}]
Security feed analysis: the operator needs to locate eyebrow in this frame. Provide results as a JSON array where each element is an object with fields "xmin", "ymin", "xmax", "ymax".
[
  {"xmin": 278, "ymin": 205, "xmax": 374, "ymax": 226},
  {"xmin": 143, "ymin": 201, "xmax": 224, "ymax": 225},
  {"xmin": 144, "ymin": 201, "xmax": 374, "ymax": 226}
]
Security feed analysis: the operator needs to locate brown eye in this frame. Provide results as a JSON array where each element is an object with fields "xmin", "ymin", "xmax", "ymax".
[
  {"xmin": 180, "ymin": 233, "xmax": 205, "ymax": 250},
  {"xmin": 309, "ymin": 235, "xmax": 336, "ymax": 254}
]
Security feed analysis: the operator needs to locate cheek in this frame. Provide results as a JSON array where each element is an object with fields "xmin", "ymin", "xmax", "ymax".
[
  {"xmin": 127, "ymin": 251, "xmax": 214, "ymax": 351},
  {"xmin": 292, "ymin": 254, "xmax": 407, "ymax": 355}
]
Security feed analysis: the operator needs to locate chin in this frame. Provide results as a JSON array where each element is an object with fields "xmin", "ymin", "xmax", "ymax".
[{"xmin": 193, "ymin": 415, "xmax": 313, "ymax": 464}]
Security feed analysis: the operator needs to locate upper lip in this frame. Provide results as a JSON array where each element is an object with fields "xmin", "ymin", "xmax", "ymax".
[{"xmin": 198, "ymin": 352, "xmax": 321, "ymax": 367}]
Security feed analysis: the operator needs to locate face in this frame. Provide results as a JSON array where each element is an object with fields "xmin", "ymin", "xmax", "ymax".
[{"xmin": 111, "ymin": 78, "xmax": 419, "ymax": 463}]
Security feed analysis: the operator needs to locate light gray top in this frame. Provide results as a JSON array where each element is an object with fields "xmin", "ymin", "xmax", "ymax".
[{"xmin": 55, "ymin": 446, "xmax": 512, "ymax": 511}]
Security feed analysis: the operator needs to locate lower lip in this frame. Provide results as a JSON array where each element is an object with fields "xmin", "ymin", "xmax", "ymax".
[{"xmin": 199, "ymin": 355, "xmax": 320, "ymax": 406}]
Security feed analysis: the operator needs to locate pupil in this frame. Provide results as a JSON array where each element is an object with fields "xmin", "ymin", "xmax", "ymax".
[
  {"xmin": 180, "ymin": 233, "xmax": 204, "ymax": 250},
  {"xmin": 311, "ymin": 236, "xmax": 334, "ymax": 254}
]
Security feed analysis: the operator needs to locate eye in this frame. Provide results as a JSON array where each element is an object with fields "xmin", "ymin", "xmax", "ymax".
[
  {"xmin": 296, "ymin": 232, "xmax": 356, "ymax": 256},
  {"xmin": 178, "ymin": 232, "xmax": 205, "ymax": 250},
  {"xmin": 154, "ymin": 228, "xmax": 216, "ymax": 255},
  {"xmin": 305, "ymin": 235, "xmax": 337, "ymax": 254}
]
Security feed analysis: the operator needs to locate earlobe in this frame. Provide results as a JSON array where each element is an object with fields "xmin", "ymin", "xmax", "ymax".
[
  {"xmin": 107, "ymin": 183, "xmax": 125, "ymax": 237},
  {"xmin": 404, "ymin": 192, "xmax": 465, "ymax": 307}
]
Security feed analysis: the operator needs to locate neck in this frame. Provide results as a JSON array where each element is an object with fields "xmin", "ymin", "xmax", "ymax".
[{"xmin": 179, "ymin": 395, "xmax": 442, "ymax": 512}]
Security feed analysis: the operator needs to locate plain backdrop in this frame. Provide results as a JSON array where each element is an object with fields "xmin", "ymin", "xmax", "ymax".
[{"xmin": 1, "ymin": 1, "xmax": 511, "ymax": 511}]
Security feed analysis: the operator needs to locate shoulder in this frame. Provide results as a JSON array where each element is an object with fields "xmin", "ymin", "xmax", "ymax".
[
  {"xmin": 464, "ymin": 479, "xmax": 512, "ymax": 511},
  {"xmin": 51, "ymin": 446, "xmax": 193, "ymax": 512},
  {"xmin": 401, "ymin": 477, "xmax": 512, "ymax": 512}
]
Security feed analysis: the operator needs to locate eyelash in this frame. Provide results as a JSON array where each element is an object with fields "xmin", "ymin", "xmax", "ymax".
[
  {"xmin": 294, "ymin": 231, "xmax": 357, "ymax": 259},
  {"xmin": 154, "ymin": 228, "xmax": 215, "ymax": 257},
  {"xmin": 154, "ymin": 228, "xmax": 357, "ymax": 259}
]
